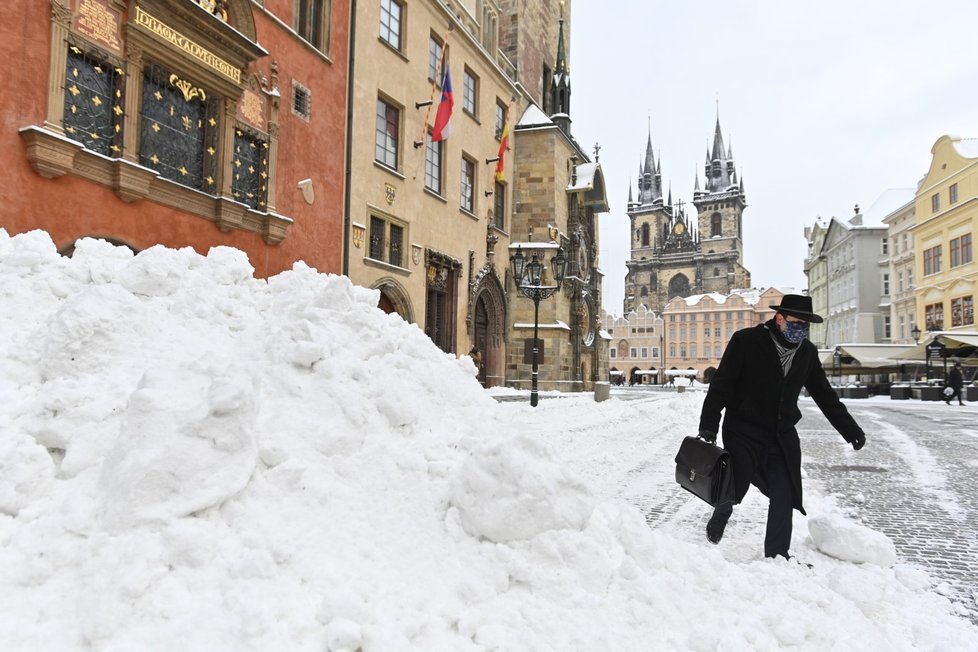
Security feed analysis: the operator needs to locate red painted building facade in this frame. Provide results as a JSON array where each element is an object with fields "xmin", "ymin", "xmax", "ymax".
[{"xmin": 1, "ymin": 0, "xmax": 348, "ymax": 277}]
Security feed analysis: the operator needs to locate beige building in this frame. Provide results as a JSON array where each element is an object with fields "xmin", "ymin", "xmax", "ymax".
[
  {"xmin": 346, "ymin": 0, "xmax": 524, "ymax": 387},
  {"xmin": 882, "ymin": 197, "xmax": 917, "ymax": 344},
  {"xmin": 604, "ymin": 287, "xmax": 786, "ymax": 383},
  {"xmin": 912, "ymin": 136, "xmax": 977, "ymax": 334},
  {"xmin": 803, "ymin": 218, "xmax": 829, "ymax": 347},
  {"xmin": 346, "ymin": 0, "xmax": 608, "ymax": 391}
]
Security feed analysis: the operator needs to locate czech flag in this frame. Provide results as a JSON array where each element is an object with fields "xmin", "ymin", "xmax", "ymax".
[{"xmin": 431, "ymin": 64, "xmax": 454, "ymax": 142}]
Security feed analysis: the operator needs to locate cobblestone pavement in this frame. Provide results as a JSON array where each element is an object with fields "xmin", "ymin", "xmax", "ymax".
[{"xmin": 799, "ymin": 400, "xmax": 978, "ymax": 624}]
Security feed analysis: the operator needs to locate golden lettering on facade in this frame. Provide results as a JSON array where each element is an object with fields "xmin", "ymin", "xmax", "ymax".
[
  {"xmin": 238, "ymin": 89, "xmax": 265, "ymax": 130},
  {"xmin": 134, "ymin": 7, "xmax": 240, "ymax": 84},
  {"xmin": 74, "ymin": 0, "xmax": 122, "ymax": 53}
]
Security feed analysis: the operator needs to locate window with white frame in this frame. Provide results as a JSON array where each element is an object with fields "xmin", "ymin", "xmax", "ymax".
[
  {"xmin": 379, "ymin": 0, "xmax": 403, "ymax": 51},
  {"xmin": 375, "ymin": 97, "xmax": 399, "ymax": 169},
  {"xmin": 462, "ymin": 68, "xmax": 477, "ymax": 116},
  {"xmin": 882, "ymin": 272, "xmax": 889, "ymax": 296},
  {"xmin": 425, "ymin": 132, "xmax": 442, "ymax": 193},
  {"xmin": 428, "ymin": 35, "xmax": 444, "ymax": 83},
  {"xmin": 460, "ymin": 156, "xmax": 475, "ymax": 213}
]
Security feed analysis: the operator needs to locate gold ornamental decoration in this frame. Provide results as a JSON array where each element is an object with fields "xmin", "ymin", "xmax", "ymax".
[{"xmin": 169, "ymin": 74, "xmax": 207, "ymax": 103}]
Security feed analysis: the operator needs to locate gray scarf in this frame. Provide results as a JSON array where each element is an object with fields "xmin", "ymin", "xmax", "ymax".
[{"xmin": 768, "ymin": 325, "xmax": 798, "ymax": 377}]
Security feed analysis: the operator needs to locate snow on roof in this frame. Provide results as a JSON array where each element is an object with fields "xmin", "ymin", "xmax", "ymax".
[
  {"xmin": 683, "ymin": 292, "xmax": 729, "ymax": 306},
  {"xmin": 860, "ymin": 188, "xmax": 915, "ymax": 227},
  {"xmin": 517, "ymin": 104, "xmax": 553, "ymax": 128},
  {"xmin": 951, "ymin": 137, "xmax": 978, "ymax": 159},
  {"xmin": 567, "ymin": 162, "xmax": 599, "ymax": 191}
]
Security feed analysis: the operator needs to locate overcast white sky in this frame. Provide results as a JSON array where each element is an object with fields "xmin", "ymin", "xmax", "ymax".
[{"xmin": 569, "ymin": 0, "xmax": 978, "ymax": 316}]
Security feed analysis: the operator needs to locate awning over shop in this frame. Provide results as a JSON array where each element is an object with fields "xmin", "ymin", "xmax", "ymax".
[
  {"xmin": 894, "ymin": 331, "xmax": 978, "ymax": 361},
  {"xmin": 820, "ymin": 343, "xmax": 916, "ymax": 374}
]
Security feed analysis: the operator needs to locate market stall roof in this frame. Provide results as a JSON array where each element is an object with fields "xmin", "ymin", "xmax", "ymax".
[
  {"xmin": 894, "ymin": 331, "xmax": 978, "ymax": 360},
  {"xmin": 665, "ymin": 369, "xmax": 698, "ymax": 376}
]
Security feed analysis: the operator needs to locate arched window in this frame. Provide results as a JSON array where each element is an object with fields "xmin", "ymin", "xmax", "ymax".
[
  {"xmin": 640, "ymin": 286, "xmax": 649, "ymax": 297},
  {"xmin": 711, "ymin": 212, "xmax": 722, "ymax": 237},
  {"xmin": 713, "ymin": 267, "xmax": 720, "ymax": 277},
  {"xmin": 641, "ymin": 223, "xmax": 650, "ymax": 247}
]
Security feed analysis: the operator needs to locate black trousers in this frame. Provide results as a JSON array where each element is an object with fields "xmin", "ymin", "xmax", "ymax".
[
  {"xmin": 713, "ymin": 445, "xmax": 794, "ymax": 558},
  {"xmin": 946, "ymin": 387, "xmax": 963, "ymax": 405}
]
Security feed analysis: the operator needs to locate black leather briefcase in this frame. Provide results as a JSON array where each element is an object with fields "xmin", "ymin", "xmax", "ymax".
[{"xmin": 674, "ymin": 436, "xmax": 735, "ymax": 507}]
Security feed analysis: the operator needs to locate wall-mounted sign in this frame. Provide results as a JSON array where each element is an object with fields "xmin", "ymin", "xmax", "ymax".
[
  {"xmin": 73, "ymin": 0, "xmax": 123, "ymax": 54},
  {"xmin": 134, "ymin": 6, "xmax": 240, "ymax": 84}
]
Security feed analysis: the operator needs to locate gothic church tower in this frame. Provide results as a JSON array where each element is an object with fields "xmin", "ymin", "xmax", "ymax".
[
  {"xmin": 623, "ymin": 115, "xmax": 750, "ymax": 314},
  {"xmin": 692, "ymin": 117, "xmax": 750, "ymax": 295}
]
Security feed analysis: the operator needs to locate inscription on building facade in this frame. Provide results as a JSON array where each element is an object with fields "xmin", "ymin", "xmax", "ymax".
[
  {"xmin": 133, "ymin": 7, "xmax": 240, "ymax": 84},
  {"xmin": 74, "ymin": 0, "xmax": 122, "ymax": 53}
]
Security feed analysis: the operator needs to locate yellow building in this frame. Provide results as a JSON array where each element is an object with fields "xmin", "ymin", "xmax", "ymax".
[{"xmin": 912, "ymin": 136, "xmax": 977, "ymax": 333}]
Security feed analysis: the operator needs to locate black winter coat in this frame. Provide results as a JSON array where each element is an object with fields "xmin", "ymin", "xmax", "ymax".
[
  {"xmin": 948, "ymin": 368, "xmax": 963, "ymax": 390},
  {"xmin": 698, "ymin": 320, "xmax": 865, "ymax": 514}
]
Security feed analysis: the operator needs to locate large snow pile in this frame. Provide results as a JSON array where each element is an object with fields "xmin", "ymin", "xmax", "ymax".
[{"xmin": 1, "ymin": 229, "xmax": 976, "ymax": 651}]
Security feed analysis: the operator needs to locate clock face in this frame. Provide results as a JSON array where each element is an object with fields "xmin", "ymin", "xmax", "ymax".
[{"xmin": 674, "ymin": 222, "xmax": 685, "ymax": 235}]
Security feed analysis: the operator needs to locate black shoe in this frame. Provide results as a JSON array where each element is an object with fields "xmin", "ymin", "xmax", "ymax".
[{"xmin": 706, "ymin": 514, "xmax": 727, "ymax": 544}]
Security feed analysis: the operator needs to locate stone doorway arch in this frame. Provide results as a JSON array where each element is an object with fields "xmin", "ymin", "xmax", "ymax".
[
  {"xmin": 470, "ymin": 267, "xmax": 506, "ymax": 387},
  {"xmin": 372, "ymin": 278, "xmax": 414, "ymax": 323}
]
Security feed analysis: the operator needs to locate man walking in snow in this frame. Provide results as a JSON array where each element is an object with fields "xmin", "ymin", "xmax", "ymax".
[
  {"xmin": 945, "ymin": 362, "xmax": 964, "ymax": 406},
  {"xmin": 697, "ymin": 294, "xmax": 867, "ymax": 560}
]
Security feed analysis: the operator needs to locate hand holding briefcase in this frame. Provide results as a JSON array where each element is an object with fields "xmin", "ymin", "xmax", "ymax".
[{"xmin": 674, "ymin": 435, "xmax": 735, "ymax": 507}]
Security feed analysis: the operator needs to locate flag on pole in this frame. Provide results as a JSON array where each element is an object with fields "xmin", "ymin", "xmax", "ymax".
[
  {"xmin": 495, "ymin": 105, "xmax": 509, "ymax": 181},
  {"xmin": 431, "ymin": 64, "xmax": 454, "ymax": 142}
]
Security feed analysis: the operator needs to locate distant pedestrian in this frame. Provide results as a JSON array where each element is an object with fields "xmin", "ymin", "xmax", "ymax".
[
  {"xmin": 697, "ymin": 294, "xmax": 867, "ymax": 561},
  {"xmin": 945, "ymin": 363, "xmax": 964, "ymax": 406}
]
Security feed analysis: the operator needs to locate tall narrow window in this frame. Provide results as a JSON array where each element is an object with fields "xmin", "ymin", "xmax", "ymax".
[
  {"xmin": 139, "ymin": 64, "xmax": 218, "ymax": 192},
  {"xmin": 379, "ymin": 0, "xmax": 403, "ymax": 50},
  {"xmin": 460, "ymin": 156, "xmax": 475, "ymax": 212},
  {"xmin": 296, "ymin": 0, "xmax": 331, "ymax": 53},
  {"xmin": 949, "ymin": 183, "xmax": 959, "ymax": 204},
  {"xmin": 428, "ymin": 35, "xmax": 444, "ymax": 83},
  {"xmin": 375, "ymin": 98, "xmax": 399, "ymax": 169},
  {"xmin": 462, "ymin": 68, "xmax": 477, "ymax": 116},
  {"xmin": 495, "ymin": 101, "xmax": 506, "ymax": 139},
  {"xmin": 881, "ymin": 272, "xmax": 889, "ymax": 295},
  {"xmin": 641, "ymin": 223, "xmax": 650, "ymax": 246},
  {"xmin": 493, "ymin": 181, "xmax": 505, "ymax": 229},
  {"xmin": 63, "ymin": 45, "xmax": 123, "ymax": 157},
  {"xmin": 923, "ymin": 245, "xmax": 942, "ymax": 276},
  {"xmin": 231, "ymin": 128, "xmax": 269, "ymax": 210},
  {"xmin": 425, "ymin": 132, "xmax": 442, "ymax": 194},
  {"xmin": 711, "ymin": 212, "xmax": 722, "ymax": 237},
  {"xmin": 931, "ymin": 193, "xmax": 940, "ymax": 213},
  {"xmin": 925, "ymin": 302, "xmax": 944, "ymax": 331}
]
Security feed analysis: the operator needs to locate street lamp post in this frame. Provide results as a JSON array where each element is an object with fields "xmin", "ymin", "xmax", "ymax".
[
  {"xmin": 832, "ymin": 349, "xmax": 842, "ymax": 387},
  {"xmin": 510, "ymin": 246, "xmax": 567, "ymax": 407},
  {"xmin": 911, "ymin": 325, "xmax": 921, "ymax": 345}
]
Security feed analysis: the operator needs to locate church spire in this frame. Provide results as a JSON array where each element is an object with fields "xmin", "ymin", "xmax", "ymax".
[{"xmin": 548, "ymin": 6, "xmax": 572, "ymax": 135}]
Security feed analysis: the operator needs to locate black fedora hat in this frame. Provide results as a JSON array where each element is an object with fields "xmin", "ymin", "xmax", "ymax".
[{"xmin": 769, "ymin": 294, "xmax": 823, "ymax": 323}]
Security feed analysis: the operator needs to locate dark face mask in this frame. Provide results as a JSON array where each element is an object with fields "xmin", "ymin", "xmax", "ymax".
[{"xmin": 781, "ymin": 320, "xmax": 809, "ymax": 344}]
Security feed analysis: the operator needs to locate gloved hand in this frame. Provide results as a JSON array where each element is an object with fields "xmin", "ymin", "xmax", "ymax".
[
  {"xmin": 851, "ymin": 433, "xmax": 866, "ymax": 451},
  {"xmin": 698, "ymin": 429, "xmax": 717, "ymax": 444}
]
